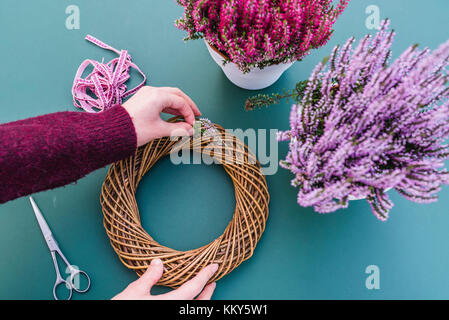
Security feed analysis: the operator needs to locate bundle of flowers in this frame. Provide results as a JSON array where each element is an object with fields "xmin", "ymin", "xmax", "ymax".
[
  {"xmin": 248, "ymin": 20, "xmax": 449, "ymax": 221},
  {"xmin": 175, "ymin": 0, "xmax": 349, "ymax": 73}
]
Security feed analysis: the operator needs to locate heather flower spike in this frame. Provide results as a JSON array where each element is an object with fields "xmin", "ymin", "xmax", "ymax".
[
  {"xmin": 176, "ymin": 0, "xmax": 349, "ymax": 73},
  {"xmin": 195, "ymin": 118, "xmax": 220, "ymax": 137},
  {"xmin": 276, "ymin": 20, "xmax": 449, "ymax": 221}
]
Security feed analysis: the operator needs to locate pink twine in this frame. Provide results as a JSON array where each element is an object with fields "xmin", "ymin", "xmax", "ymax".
[{"xmin": 72, "ymin": 35, "xmax": 146, "ymax": 113}]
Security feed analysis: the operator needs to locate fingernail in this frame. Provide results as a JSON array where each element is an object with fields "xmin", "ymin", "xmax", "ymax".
[
  {"xmin": 210, "ymin": 264, "xmax": 219, "ymax": 273},
  {"xmin": 152, "ymin": 258, "xmax": 162, "ymax": 266}
]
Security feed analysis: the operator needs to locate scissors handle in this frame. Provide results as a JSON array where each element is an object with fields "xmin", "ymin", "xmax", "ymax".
[
  {"xmin": 53, "ymin": 278, "xmax": 73, "ymax": 300},
  {"xmin": 51, "ymin": 251, "xmax": 73, "ymax": 300},
  {"xmin": 68, "ymin": 266, "xmax": 91, "ymax": 293},
  {"xmin": 51, "ymin": 250, "xmax": 91, "ymax": 298}
]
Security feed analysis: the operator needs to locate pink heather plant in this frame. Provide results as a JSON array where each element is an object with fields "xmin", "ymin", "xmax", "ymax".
[{"xmin": 176, "ymin": 0, "xmax": 349, "ymax": 73}]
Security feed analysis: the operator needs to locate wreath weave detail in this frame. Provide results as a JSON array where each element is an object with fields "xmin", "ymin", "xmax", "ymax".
[{"xmin": 100, "ymin": 118, "xmax": 269, "ymax": 287}]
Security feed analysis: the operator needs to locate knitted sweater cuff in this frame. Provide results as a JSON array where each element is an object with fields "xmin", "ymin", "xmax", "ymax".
[{"xmin": 82, "ymin": 105, "xmax": 137, "ymax": 166}]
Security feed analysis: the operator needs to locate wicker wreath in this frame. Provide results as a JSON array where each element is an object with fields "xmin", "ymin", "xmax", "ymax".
[{"xmin": 100, "ymin": 118, "xmax": 269, "ymax": 287}]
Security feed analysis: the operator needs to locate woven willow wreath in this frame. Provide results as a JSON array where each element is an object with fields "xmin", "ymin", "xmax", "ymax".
[{"xmin": 100, "ymin": 118, "xmax": 269, "ymax": 287}]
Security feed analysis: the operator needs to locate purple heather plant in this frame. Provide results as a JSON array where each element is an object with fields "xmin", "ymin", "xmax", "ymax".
[
  {"xmin": 175, "ymin": 0, "xmax": 349, "ymax": 73},
  {"xmin": 249, "ymin": 20, "xmax": 449, "ymax": 221}
]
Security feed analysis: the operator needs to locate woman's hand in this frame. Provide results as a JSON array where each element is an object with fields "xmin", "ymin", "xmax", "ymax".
[
  {"xmin": 112, "ymin": 259, "xmax": 218, "ymax": 300},
  {"xmin": 123, "ymin": 86, "xmax": 201, "ymax": 147}
]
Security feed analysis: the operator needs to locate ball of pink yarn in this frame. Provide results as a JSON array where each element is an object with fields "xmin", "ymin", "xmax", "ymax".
[{"xmin": 72, "ymin": 35, "xmax": 146, "ymax": 113}]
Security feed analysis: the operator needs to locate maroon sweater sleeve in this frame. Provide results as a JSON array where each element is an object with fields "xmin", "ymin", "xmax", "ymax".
[{"xmin": 0, "ymin": 105, "xmax": 137, "ymax": 204}]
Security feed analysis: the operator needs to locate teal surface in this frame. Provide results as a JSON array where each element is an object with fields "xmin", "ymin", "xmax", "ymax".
[{"xmin": 0, "ymin": 0, "xmax": 449, "ymax": 300}]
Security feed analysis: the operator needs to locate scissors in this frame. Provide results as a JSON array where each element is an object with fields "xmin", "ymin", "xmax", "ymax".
[{"xmin": 29, "ymin": 196, "xmax": 91, "ymax": 300}]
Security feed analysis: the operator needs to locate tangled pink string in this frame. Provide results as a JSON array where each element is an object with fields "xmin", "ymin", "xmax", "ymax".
[{"xmin": 72, "ymin": 35, "xmax": 146, "ymax": 113}]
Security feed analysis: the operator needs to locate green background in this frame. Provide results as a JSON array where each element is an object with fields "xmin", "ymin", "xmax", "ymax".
[{"xmin": 1, "ymin": 0, "xmax": 449, "ymax": 299}]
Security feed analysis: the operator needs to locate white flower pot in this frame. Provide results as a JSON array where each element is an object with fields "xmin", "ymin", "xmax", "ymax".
[{"xmin": 205, "ymin": 41, "xmax": 294, "ymax": 90}]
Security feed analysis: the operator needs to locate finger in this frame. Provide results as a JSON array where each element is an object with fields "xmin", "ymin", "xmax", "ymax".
[
  {"xmin": 162, "ymin": 87, "xmax": 201, "ymax": 116},
  {"xmin": 159, "ymin": 121, "xmax": 194, "ymax": 138},
  {"xmin": 167, "ymin": 264, "xmax": 219, "ymax": 300},
  {"xmin": 163, "ymin": 87, "xmax": 201, "ymax": 116},
  {"xmin": 162, "ymin": 107, "xmax": 182, "ymax": 116},
  {"xmin": 196, "ymin": 282, "xmax": 216, "ymax": 300},
  {"xmin": 164, "ymin": 94, "xmax": 195, "ymax": 125},
  {"xmin": 134, "ymin": 259, "xmax": 164, "ymax": 293}
]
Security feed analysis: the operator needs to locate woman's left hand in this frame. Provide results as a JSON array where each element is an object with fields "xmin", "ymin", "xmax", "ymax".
[{"xmin": 112, "ymin": 259, "xmax": 217, "ymax": 300}]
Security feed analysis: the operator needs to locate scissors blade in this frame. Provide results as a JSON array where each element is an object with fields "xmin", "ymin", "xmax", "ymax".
[{"xmin": 29, "ymin": 196, "xmax": 54, "ymax": 243}]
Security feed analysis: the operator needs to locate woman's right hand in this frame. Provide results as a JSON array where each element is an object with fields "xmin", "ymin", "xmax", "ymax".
[{"xmin": 122, "ymin": 86, "xmax": 201, "ymax": 147}]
